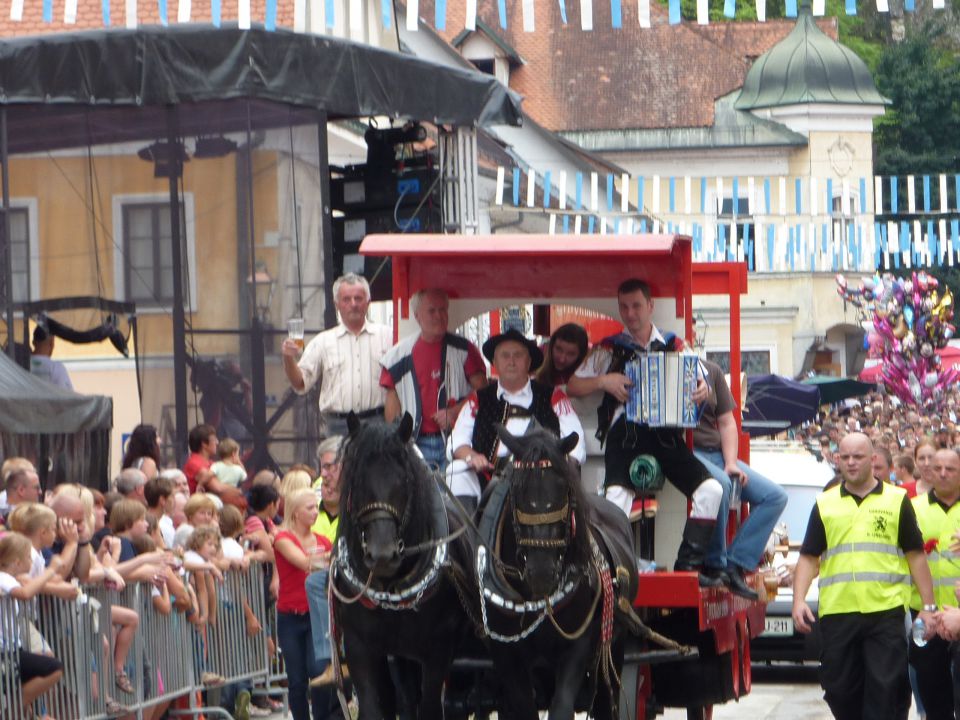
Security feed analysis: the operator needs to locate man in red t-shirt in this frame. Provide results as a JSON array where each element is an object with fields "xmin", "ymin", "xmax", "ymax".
[
  {"xmin": 183, "ymin": 424, "xmax": 217, "ymax": 494},
  {"xmin": 380, "ymin": 289, "xmax": 487, "ymax": 471}
]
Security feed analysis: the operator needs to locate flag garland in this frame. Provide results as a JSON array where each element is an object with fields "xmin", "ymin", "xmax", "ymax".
[
  {"xmin": 2, "ymin": 0, "xmax": 946, "ymax": 31},
  {"xmin": 491, "ymin": 167, "xmax": 960, "ymax": 272}
]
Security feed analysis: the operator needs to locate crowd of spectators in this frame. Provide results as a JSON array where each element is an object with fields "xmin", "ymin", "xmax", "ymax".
[
  {"xmin": 794, "ymin": 389, "xmax": 960, "ymax": 488},
  {"xmin": 0, "ymin": 421, "xmax": 345, "ymax": 720}
]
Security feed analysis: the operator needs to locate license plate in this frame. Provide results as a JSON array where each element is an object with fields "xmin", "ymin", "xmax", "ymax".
[{"xmin": 762, "ymin": 616, "xmax": 794, "ymax": 637}]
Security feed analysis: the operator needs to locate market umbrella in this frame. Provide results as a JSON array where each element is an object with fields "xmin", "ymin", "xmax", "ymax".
[
  {"xmin": 743, "ymin": 374, "xmax": 821, "ymax": 438},
  {"xmin": 801, "ymin": 375, "xmax": 875, "ymax": 405}
]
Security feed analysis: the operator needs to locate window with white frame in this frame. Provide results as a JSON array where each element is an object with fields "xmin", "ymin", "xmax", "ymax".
[
  {"xmin": 829, "ymin": 186, "xmax": 861, "ymax": 247},
  {"xmin": 706, "ymin": 349, "xmax": 771, "ymax": 376},
  {"xmin": 8, "ymin": 207, "xmax": 31, "ymax": 303},
  {"xmin": 114, "ymin": 195, "xmax": 195, "ymax": 310},
  {"xmin": 715, "ymin": 193, "xmax": 755, "ymax": 267}
]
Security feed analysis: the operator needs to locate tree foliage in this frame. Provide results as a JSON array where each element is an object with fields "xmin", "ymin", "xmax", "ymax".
[{"xmin": 873, "ymin": 22, "xmax": 960, "ymax": 176}]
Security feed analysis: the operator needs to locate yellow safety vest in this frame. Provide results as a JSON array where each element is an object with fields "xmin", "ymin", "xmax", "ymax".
[
  {"xmin": 910, "ymin": 492, "xmax": 960, "ymax": 610},
  {"xmin": 817, "ymin": 482, "xmax": 910, "ymax": 616},
  {"xmin": 311, "ymin": 507, "xmax": 340, "ymax": 546}
]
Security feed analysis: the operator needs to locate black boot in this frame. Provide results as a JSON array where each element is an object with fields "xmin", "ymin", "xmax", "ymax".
[
  {"xmin": 722, "ymin": 565, "xmax": 760, "ymax": 601},
  {"xmin": 675, "ymin": 519, "xmax": 724, "ymax": 588}
]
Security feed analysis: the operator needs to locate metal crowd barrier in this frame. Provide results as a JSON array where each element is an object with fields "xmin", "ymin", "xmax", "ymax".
[
  {"xmin": 240, "ymin": 562, "xmax": 289, "ymax": 716},
  {"xmin": 0, "ymin": 560, "xmax": 278, "ymax": 720},
  {"xmin": 0, "ymin": 595, "xmax": 25, "ymax": 720}
]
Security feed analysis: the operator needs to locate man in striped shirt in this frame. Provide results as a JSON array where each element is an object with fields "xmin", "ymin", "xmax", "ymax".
[{"xmin": 282, "ymin": 273, "xmax": 393, "ymax": 439}]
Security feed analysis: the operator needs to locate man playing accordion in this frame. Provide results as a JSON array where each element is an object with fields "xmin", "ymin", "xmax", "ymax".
[{"xmin": 567, "ymin": 278, "xmax": 724, "ymax": 588}]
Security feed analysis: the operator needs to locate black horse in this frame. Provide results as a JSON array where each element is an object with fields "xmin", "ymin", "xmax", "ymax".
[
  {"xmin": 331, "ymin": 413, "xmax": 472, "ymax": 720},
  {"xmin": 475, "ymin": 424, "xmax": 638, "ymax": 720}
]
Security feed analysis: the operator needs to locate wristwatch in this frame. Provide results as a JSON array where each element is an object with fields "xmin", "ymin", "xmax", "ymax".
[
  {"xmin": 464, "ymin": 454, "xmax": 474, "ymax": 467},
  {"xmin": 923, "ymin": 604, "xmax": 938, "ymax": 612}
]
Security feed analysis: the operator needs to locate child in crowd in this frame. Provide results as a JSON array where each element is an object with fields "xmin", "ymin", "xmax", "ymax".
[
  {"xmin": 210, "ymin": 438, "xmax": 247, "ymax": 489},
  {"xmin": 144, "ymin": 477, "xmax": 175, "ymax": 549},
  {"xmin": 218, "ymin": 506, "xmax": 248, "ymax": 570},
  {"xmin": 245, "ymin": 483, "xmax": 281, "ymax": 700},
  {"xmin": 108, "ymin": 498, "xmax": 184, "ymax": 697},
  {"xmin": 173, "ymin": 493, "xmax": 218, "ymax": 550},
  {"xmin": 107, "ymin": 499, "xmax": 172, "ymax": 582},
  {"xmin": 183, "ymin": 525, "xmax": 226, "ymax": 687},
  {"xmin": 92, "ymin": 491, "xmax": 124, "ymax": 552},
  {"xmin": 0, "ymin": 532, "xmax": 65, "ymax": 718},
  {"xmin": 6, "ymin": 503, "xmax": 80, "ymax": 601}
]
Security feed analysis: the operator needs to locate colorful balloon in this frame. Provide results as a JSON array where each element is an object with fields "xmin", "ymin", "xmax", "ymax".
[{"xmin": 837, "ymin": 272, "xmax": 958, "ymax": 406}]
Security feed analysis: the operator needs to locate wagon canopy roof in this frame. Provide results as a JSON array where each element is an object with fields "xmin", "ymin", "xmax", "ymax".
[
  {"xmin": 0, "ymin": 24, "xmax": 524, "ymax": 153},
  {"xmin": 359, "ymin": 233, "xmax": 693, "ymax": 302}
]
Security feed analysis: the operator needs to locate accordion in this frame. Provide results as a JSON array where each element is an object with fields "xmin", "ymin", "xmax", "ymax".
[{"xmin": 624, "ymin": 352, "xmax": 700, "ymax": 428}]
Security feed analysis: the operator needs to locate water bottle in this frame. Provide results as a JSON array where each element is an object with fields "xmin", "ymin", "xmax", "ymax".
[
  {"xmin": 637, "ymin": 558, "xmax": 657, "ymax": 574},
  {"xmin": 912, "ymin": 616, "xmax": 928, "ymax": 647}
]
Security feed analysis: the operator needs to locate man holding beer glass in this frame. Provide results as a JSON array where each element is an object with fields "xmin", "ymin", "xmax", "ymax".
[{"xmin": 282, "ymin": 273, "xmax": 393, "ymax": 438}]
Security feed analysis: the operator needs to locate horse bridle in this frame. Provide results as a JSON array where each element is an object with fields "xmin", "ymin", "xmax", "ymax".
[
  {"xmin": 510, "ymin": 458, "xmax": 574, "ymax": 553},
  {"xmin": 354, "ymin": 498, "xmax": 409, "ymax": 557}
]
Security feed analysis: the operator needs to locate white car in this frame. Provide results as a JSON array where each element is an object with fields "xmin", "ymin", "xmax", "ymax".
[{"xmin": 748, "ymin": 440, "xmax": 832, "ymax": 663}]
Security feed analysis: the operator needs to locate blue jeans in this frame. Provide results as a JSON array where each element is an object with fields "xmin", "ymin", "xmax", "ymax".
[
  {"xmin": 276, "ymin": 611, "xmax": 339, "ymax": 720},
  {"xmin": 416, "ymin": 433, "xmax": 447, "ymax": 473},
  {"xmin": 305, "ymin": 570, "xmax": 332, "ymax": 666},
  {"xmin": 694, "ymin": 448, "xmax": 788, "ymax": 572}
]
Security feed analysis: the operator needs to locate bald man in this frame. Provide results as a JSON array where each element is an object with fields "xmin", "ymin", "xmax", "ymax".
[
  {"xmin": 48, "ymin": 493, "xmax": 92, "ymax": 582},
  {"xmin": 793, "ymin": 433, "xmax": 937, "ymax": 720}
]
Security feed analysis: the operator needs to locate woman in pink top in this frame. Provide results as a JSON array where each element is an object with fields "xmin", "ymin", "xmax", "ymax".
[{"xmin": 273, "ymin": 488, "xmax": 333, "ymax": 720}]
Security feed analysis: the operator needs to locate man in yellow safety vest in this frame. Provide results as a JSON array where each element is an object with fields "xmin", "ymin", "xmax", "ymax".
[
  {"xmin": 793, "ymin": 432, "xmax": 938, "ymax": 720},
  {"xmin": 909, "ymin": 447, "xmax": 960, "ymax": 720}
]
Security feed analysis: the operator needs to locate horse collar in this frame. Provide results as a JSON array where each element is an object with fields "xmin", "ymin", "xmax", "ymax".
[
  {"xmin": 333, "ymin": 536, "xmax": 447, "ymax": 610},
  {"xmin": 476, "ymin": 544, "xmax": 580, "ymax": 616}
]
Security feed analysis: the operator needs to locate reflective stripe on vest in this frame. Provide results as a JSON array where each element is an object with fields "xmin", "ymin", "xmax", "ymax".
[
  {"xmin": 819, "ymin": 572, "xmax": 911, "ymax": 588},
  {"xmin": 818, "ymin": 483, "xmax": 910, "ymax": 616},
  {"xmin": 911, "ymin": 493, "xmax": 960, "ymax": 610},
  {"xmin": 821, "ymin": 543, "xmax": 905, "ymax": 562}
]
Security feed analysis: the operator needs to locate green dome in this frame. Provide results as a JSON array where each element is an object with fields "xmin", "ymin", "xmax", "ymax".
[{"xmin": 735, "ymin": 10, "xmax": 888, "ymax": 110}]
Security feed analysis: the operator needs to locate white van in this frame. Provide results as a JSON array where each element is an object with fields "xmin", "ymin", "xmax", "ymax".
[{"xmin": 749, "ymin": 440, "xmax": 833, "ymax": 663}]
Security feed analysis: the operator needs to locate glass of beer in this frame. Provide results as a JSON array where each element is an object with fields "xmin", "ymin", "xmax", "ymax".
[
  {"xmin": 287, "ymin": 318, "xmax": 305, "ymax": 352},
  {"xmin": 761, "ymin": 564, "xmax": 780, "ymax": 602}
]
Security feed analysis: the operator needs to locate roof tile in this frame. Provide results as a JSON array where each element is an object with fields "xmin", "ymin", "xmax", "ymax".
[{"xmin": 421, "ymin": 0, "xmax": 835, "ymax": 132}]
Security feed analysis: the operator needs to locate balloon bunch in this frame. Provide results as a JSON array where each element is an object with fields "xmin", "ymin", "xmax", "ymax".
[{"xmin": 837, "ymin": 272, "xmax": 958, "ymax": 406}]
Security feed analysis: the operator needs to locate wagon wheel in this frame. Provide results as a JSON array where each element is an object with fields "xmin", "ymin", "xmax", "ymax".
[
  {"xmin": 739, "ymin": 617, "xmax": 752, "ymax": 696},
  {"xmin": 729, "ymin": 631, "xmax": 741, "ymax": 700},
  {"xmin": 686, "ymin": 706, "xmax": 713, "ymax": 720}
]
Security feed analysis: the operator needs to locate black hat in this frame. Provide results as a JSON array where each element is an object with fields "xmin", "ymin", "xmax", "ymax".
[{"xmin": 482, "ymin": 328, "xmax": 544, "ymax": 371}]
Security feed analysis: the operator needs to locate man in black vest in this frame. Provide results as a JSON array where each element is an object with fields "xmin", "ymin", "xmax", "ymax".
[
  {"xmin": 448, "ymin": 329, "xmax": 586, "ymax": 512},
  {"xmin": 567, "ymin": 278, "xmax": 724, "ymax": 587}
]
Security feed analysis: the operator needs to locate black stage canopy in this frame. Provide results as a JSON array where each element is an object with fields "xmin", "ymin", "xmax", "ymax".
[{"xmin": 0, "ymin": 24, "xmax": 523, "ymax": 153}]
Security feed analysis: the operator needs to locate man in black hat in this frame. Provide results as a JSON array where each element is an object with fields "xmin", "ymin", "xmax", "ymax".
[{"xmin": 448, "ymin": 329, "xmax": 585, "ymax": 510}]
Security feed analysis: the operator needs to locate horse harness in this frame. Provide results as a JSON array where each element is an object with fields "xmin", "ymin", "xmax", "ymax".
[
  {"xmin": 331, "ymin": 475, "xmax": 460, "ymax": 611},
  {"xmin": 476, "ymin": 457, "xmax": 617, "ymax": 647}
]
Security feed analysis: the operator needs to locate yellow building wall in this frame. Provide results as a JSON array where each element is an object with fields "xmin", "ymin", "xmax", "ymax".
[
  {"xmin": 12, "ymin": 148, "xmax": 282, "ymax": 456},
  {"xmin": 14, "ymin": 149, "xmax": 280, "ymax": 360}
]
